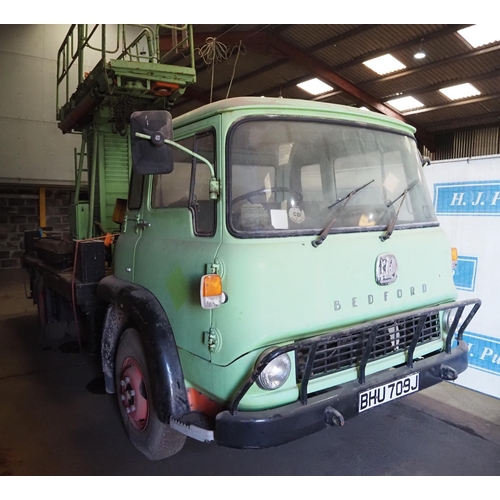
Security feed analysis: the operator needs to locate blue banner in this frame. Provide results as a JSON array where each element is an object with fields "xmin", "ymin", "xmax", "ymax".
[
  {"xmin": 463, "ymin": 332, "xmax": 500, "ymax": 376},
  {"xmin": 434, "ymin": 180, "xmax": 500, "ymax": 215},
  {"xmin": 453, "ymin": 256, "xmax": 478, "ymax": 292}
]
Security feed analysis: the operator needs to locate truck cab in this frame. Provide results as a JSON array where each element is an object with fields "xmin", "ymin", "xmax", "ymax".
[{"xmin": 97, "ymin": 97, "xmax": 480, "ymax": 459}]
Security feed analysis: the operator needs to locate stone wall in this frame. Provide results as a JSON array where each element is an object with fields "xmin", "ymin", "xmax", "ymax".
[{"xmin": 0, "ymin": 186, "xmax": 72, "ymax": 269}]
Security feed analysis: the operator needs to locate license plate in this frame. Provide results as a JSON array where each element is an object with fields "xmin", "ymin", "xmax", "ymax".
[{"xmin": 358, "ymin": 373, "xmax": 419, "ymax": 413}]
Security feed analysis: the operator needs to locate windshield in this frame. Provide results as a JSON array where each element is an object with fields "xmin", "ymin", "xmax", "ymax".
[{"xmin": 228, "ymin": 118, "xmax": 437, "ymax": 237}]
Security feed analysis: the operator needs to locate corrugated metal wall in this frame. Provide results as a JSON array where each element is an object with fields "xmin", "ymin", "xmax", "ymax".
[{"xmin": 424, "ymin": 126, "xmax": 500, "ymax": 161}]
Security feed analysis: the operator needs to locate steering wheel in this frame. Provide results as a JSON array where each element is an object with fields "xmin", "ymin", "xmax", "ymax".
[{"xmin": 232, "ymin": 186, "xmax": 303, "ymax": 205}]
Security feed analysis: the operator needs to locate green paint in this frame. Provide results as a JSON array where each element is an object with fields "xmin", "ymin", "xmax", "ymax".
[
  {"xmin": 167, "ymin": 264, "xmax": 189, "ymax": 310},
  {"xmin": 50, "ymin": 22, "xmax": 483, "ymax": 454},
  {"xmin": 114, "ymin": 96, "xmax": 480, "ymax": 417}
]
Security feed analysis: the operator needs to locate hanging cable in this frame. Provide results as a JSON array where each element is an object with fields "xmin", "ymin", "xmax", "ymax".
[
  {"xmin": 226, "ymin": 41, "xmax": 245, "ymax": 99},
  {"xmin": 241, "ymin": 24, "xmax": 270, "ymax": 43},
  {"xmin": 196, "ymin": 37, "xmax": 229, "ymax": 102},
  {"xmin": 196, "ymin": 36, "xmax": 247, "ymax": 102},
  {"xmin": 197, "ymin": 37, "xmax": 230, "ymax": 66}
]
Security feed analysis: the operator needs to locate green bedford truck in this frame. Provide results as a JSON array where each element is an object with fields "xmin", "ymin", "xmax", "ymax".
[{"xmin": 96, "ymin": 97, "xmax": 481, "ymax": 460}]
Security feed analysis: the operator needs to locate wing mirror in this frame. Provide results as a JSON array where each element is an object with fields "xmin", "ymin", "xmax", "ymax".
[
  {"xmin": 130, "ymin": 110, "xmax": 174, "ymax": 175},
  {"xmin": 421, "ymin": 156, "xmax": 431, "ymax": 167}
]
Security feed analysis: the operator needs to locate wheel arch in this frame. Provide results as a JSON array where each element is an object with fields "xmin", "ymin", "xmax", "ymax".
[{"xmin": 98, "ymin": 275, "xmax": 189, "ymax": 422}]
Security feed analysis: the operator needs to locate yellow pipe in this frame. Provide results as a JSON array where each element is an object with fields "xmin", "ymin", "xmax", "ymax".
[{"xmin": 39, "ymin": 187, "xmax": 46, "ymax": 230}]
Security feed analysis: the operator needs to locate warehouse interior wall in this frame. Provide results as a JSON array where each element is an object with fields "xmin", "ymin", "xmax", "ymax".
[
  {"xmin": 0, "ymin": 25, "xmax": 84, "ymax": 269},
  {"xmin": 0, "ymin": 24, "xmax": 81, "ymax": 185},
  {"xmin": 0, "ymin": 187, "xmax": 71, "ymax": 269},
  {"xmin": 423, "ymin": 126, "xmax": 500, "ymax": 161}
]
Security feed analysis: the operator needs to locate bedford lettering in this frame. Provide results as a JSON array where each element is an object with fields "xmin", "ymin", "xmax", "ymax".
[{"xmin": 334, "ymin": 284, "xmax": 428, "ymax": 310}]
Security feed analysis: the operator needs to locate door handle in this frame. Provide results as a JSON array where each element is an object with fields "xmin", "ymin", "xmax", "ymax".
[{"xmin": 135, "ymin": 220, "xmax": 151, "ymax": 232}]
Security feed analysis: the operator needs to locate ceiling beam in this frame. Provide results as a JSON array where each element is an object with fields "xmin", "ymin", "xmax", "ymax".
[
  {"xmin": 362, "ymin": 42, "xmax": 500, "ymax": 86},
  {"xmin": 225, "ymin": 25, "xmax": 471, "ymax": 99},
  {"xmin": 172, "ymin": 26, "xmax": 443, "ymax": 149},
  {"xmin": 211, "ymin": 60, "xmax": 292, "ymax": 97},
  {"xmin": 297, "ymin": 24, "xmax": 379, "ymax": 53},
  {"xmin": 312, "ymin": 67, "xmax": 500, "ymax": 103},
  {"xmin": 168, "ymin": 25, "xmax": 377, "ymax": 98},
  {"xmin": 183, "ymin": 86, "xmax": 211, "ymax": 105},
  {"xmin": 426, "ymin": 110, "xmax": 500, "ymax": 129},
  {"xmin": 403, "ymin": 92, "xmax": 500, "ymax": 116},
  {"xmin": 383, "ymin": 68, "xmax": 500, "ymax": 100},
  {"xmin": 266, "ymin": 33, "xmax": 404, "ymax": 119},
  {"xmin": 255, "ymin": 29, "xmax": 499, "ymax": 104},
  {"xmin": 265, "ymin": 33, "xmax": 436, "ymax": 150},
  {"xmin": 333, "ymin": 24, "xmax": 472, "ymax": 72},
  {"xmin": 160, "ymin": 31, "xmax": 274, "ymax": 55}
]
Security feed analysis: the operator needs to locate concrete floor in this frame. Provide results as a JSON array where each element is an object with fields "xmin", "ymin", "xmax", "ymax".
[{"xmin": 1, "ymin": 268, "xmax": 499, "ymax": 477}]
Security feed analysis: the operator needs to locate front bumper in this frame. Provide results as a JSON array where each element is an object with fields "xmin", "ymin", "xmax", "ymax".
[{"xmin": 214, "ymin": 339, "xmax": 468, "ymax": 449}]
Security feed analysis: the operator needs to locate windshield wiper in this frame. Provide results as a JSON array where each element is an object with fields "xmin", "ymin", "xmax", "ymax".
[
  {"xmin": 327, "ymin": 179, "xmax": 375, "ymax": 209},
  {"xmin": 386, "ymin": 180, "xmax": 418, "ymax": 208},
  {"xmin": 380, "ymin": 180, "xmax": 418, "ymax": 242},
  {"xmin": 312, "ymin": 179, "xmax": 375, "ymax": 248}
]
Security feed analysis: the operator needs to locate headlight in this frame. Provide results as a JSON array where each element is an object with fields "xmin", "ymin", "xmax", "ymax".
[
  {"xmin": 443, "ymin": 308, "xmax": 464, "ymax": 333},
  {"xmin": 256, "ymin": 351, "xmax": 291, "ymax": 391}
]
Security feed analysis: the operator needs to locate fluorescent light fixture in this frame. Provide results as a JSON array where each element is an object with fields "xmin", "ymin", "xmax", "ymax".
[
  {"xmin": 457, "ymin": 25, "xmax": 500, "ymax": 48},
  {"xmin": 297, "ymin": 78, "xmax": 333, "ymax": 95},
  {"xmin": 386, "ymin": 96, "xmax": 424, "ymax": 111},
  {"xmin": 414, "ymin": 39, "xmax": 426, "ymax": 59},
  {"xmin": 439, "ymin": 83, "xmax": 481, "ymax": 100},
  {"xmin": 363, "ymin": 54, "xmax": 406, "ymax": 75}
]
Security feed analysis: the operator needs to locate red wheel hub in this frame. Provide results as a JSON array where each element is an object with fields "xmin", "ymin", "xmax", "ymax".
[{"xmin": 119, "ymin": 357, "xmax": 149, "ymax": 431}]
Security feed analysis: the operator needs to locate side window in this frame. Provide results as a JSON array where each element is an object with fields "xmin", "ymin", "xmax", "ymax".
[
  {"xmin": 151, "ymin": 131, "xmax": 216, "ymax": 236},
  {"xmin": 192, "ymin": 133, "xmax": 216, "ymax": 236},
  {"xmin": 152, "ymin": 136, "xmax": 194, "ymax": 208}
]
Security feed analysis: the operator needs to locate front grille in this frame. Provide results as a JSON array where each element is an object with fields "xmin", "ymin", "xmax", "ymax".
[
  {"xmin": 228, "ymin": 299, "xmax": 480, "ymax": 414},
  {"xmin": 296, "ymin": 312, "xmax": 440, "ymax": 383}
]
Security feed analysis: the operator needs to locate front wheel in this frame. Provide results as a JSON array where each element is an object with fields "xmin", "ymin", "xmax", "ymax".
[{"xmin": 115, "ymin": 327, "xmax": 186, "ymax": 460}]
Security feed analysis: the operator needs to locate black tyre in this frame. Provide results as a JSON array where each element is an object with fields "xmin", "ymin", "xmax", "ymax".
[{"xmin": 115, "ymin": 327, "xmax": 186, "ymax": 460}]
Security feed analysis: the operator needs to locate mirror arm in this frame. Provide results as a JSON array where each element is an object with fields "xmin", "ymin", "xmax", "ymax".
[{"xmin": 134, "ymin": 132, "xmax": 219, "ymax": 199}]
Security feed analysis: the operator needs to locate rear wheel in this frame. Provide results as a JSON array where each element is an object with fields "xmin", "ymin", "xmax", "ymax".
[{"xmin": 115, "ymin": 327, "xmax": 186, "ymax": 460}]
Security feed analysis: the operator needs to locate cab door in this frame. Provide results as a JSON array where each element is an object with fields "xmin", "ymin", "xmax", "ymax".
[
  {"xmin": 113, "ymin": 169, "xmax": 145, "ymax": 283},
  {"xmin": 132, "ymin": 120, "xmax": 221, "ymax": 360}
]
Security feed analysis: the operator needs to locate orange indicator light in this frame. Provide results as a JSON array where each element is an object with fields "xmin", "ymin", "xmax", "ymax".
[
  {"xmin": 201, "ymin": 274, "xmax": 222, "ymax": 297},
  {"xmin": 451, "ymin": 247, "xmax": 458, "ymax": 270}
]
